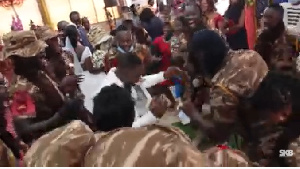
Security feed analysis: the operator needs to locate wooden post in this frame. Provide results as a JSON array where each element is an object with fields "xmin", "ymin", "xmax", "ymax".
[{"xmin": 36, "ymin": 0, "xmax": 53, "ymax": 29}]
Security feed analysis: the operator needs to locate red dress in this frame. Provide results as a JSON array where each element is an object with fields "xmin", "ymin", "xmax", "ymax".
[{"xmin": 153, "ymin": 36, "xmax": 172, "ymax": 72}]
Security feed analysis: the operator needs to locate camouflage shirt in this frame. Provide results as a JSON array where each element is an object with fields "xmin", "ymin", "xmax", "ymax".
[
  {"xmin": 202, "ymin": 50, "xmax": 268, "ymax": 126},
  {"xmin": 24, "ymin": 121, "xmax": 253, "ymax": 167},
  {"xmin": 194, "ymin": 50, "xmax": 268, "ymax": 151}
]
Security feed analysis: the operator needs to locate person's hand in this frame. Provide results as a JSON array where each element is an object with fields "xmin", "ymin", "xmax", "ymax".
[
  {"xmin": 164, "ymin": 66, "xmax": 185, "ymax": 79},
  {"xmin": 19, "ymin": 141, "xmax": 28, "ymax": 154},
  {"xmin": 60, "ymin": 75, "xmax": 83, "ymax": 93},
  {"xmin": 59, "ymin": 98, "xmax": 84, "ymax": 120},
  {"xmin": 181, "ymin": 99, "xmax": 199, "ymax": 118},
  {"xmin": 149, "ymin": 96, "xmax": 168, "ymax": 118}
]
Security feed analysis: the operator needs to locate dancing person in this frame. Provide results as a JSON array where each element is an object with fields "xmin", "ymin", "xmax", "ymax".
[
  {"xmin": 182, "ymin": 30, "xmax": 296, "ymax": 164},
  {"xmin": 140, "ymin": 8, "xmax": 164, "ymax": 41}
]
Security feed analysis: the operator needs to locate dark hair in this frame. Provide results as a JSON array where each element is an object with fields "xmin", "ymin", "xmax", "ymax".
[
  {"xmin": 57, "ymin": 20, "xmax": 69, "ymax": 31},
  {"xmin": 190, "ymin": 30, "xmax": 229, "ymax": 76},
  {"xmin": 199, "ymin": 0, "xmax": 216, "ymax": 12},
  {"xmin": 81, "ymin": 17, "xmax": 89, "ymax": 23},
  {"xmin": 93, "ymin": 84, "xmax": 135, "ymax": 131},
  {"xmin": 148, "ymin": 0, "xmax": 154, "ymax": 4},
  {"xmin": 69, "ymin": 11, "xmax": 80, "ymax": 21},
  {"xmin": 254, "ymin": 21, "xmax": 285, "ymax": 64},
  {"xmin": 64, "ymin": 25, "xmax": 78, "ymax": 48},
  {"xmin": 117, "ymin": 52, "xmax": 142, "ymax": 69},
  {"xmin": 268, "ymin": 3, "xmax": 284, "ymax": 19},
  {"xmin": 12, "ymin": 56, "xmax": 43, "ymax": 77},
  {"xmin": 130, "ymin": 4, "xmax": 138, "ymax": 16},
  {"xmin": 116, "ymin": 24, "xmax": 130, "ymax": 32},
  {"xmin": 224, "ymin": 0, "xmax": 245, "ymax": 23},
  {"xmin": 140, "ymin": 8, "xmax": 155, "ymax": 22},
  {"xmin": 248, "ymin": 71, "xmax": 293, "ymax": 115},
  {"xmin": 247, "ymin": 71, "xmax": 300, "ymax": 166}
]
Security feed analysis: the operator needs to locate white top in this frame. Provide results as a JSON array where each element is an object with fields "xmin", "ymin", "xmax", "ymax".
[
  {"xmin": 63, "ymin": 37, "xmax": 92, "ymax": 75},
  {"xmin": 280, "ymin": 2, "xmax": 300, "ymax": 36},
  {"xmin": 93, "ymin": 67, "xmax": 165, "ymax": 128}
]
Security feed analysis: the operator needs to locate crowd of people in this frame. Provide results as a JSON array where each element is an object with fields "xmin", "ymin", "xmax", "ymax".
[{"xmin": 0, "ymin": 0, "xmax": 300, "ymax": 167}]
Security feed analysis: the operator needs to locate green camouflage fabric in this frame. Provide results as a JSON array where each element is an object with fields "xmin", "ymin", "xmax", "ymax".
[{"xmin": 202, "ymin": 50, "xmax": 268, "ymax": 126}]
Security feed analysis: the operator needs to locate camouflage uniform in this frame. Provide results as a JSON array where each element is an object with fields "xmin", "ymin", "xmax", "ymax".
[
  {"xmin": 287, "ymin": 137, "xmax": 300, "ymax": 166},
  {"xmin": 198, "ymin": 50, "xmax": 269, "ymax": 157},
  {"xmin": 201, "ymin": 50, "xmax": 268, "ymax": 129},
  {"xmin": 24, "ymin": 121, "xmax": 253, "ymax": 167}
]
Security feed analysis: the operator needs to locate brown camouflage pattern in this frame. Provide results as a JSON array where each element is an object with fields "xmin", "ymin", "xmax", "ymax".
[
  {"xmin": 203, "ymin": 50, "xmax": 268, "ymax": 125},
  {"xmin": 287, "ymin": 137, "xmax": 300, "ymax": 166},
  {"xmin": 23, "ymin": 121, "xmax": 253, "ymax": 167},
  {"xmin": 24, "ymin": 120, "xmax": 95, "ymax": 167},
  {"xmin": 84, "ymin": 124, "xmax": 253, "ymax": 167},
  {"xmin": 0, "ymin": 140, "xmax": 16, "ymax": 167}
]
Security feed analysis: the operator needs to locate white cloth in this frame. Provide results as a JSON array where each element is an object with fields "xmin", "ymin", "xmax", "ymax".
[
  {"xmin": 63, "ymin": 37, "xmax": 105, "ymax": 113},
  {"xmin": 280, "ymin": 2, "xmax": 300, "ymax": 36},
  {"xmin": 93, "ymin": 67, "xmax": 165, "ymax": 128}
]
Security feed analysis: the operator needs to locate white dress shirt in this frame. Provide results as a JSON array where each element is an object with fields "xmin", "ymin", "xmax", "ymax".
[{"xmin": 93, "ymin": 67, "xmax": 165, "ymax": 127}]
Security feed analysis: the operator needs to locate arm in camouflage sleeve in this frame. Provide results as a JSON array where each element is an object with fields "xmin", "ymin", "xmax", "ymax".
[{"xmin": 189, "ymin": 86, "xmax": 239, "ymax": 143}]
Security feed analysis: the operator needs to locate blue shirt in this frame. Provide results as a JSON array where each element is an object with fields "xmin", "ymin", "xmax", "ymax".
[
  {"xmin": 142, "ymin": 16, "xmax": 164, "ymax": 41},
  {"xmin": 77, "ymin": 26, "xmax": 93, "ymax": 52}
]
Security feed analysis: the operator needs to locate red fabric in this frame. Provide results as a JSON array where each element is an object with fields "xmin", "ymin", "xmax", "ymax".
[
  {"xmin": 245, "ymin": 5, "xmax": 256, "ymax": 50},
  {"xmin": 217, "ymin": 144, "xmax": 230, "ymax": 150},
  {"xmin": 213, "ymin": 15, "xmax": 238, "ymax": 35},
  {"xmin": 11, "ymin": 91, "xmax": 35, "ymax": 117},
  {"xmin": 159, "ymin": 79, "xmax": 174, "ymax": 87},
  {"xmin": 153, "ymin": 36, "xmax": 172, "ymax": 71},
  {"xmin": 104, "ymin": 57, "xmax": 118, "ymax": 73}
]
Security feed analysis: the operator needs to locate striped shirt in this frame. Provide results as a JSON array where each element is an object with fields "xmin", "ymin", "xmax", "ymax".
[{"xmin": 281, "ymin": 3, "xmax": 300, "ymax": 35}]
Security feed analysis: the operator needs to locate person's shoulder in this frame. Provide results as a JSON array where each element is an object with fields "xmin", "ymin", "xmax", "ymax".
[
  {"xmin": 24, "ymin": 120, "xmax": 95, "ymax": 167},
  {"xmin": 213, "ymin": 50, "xmax": 268, "ymax": 97},
  {"xmin": 231, "ymin": 50, "xmax": 267, "ymax": 68},
  {"xmin": 84, "ymin": 125, "xmax": 193, "ymax": 167}
]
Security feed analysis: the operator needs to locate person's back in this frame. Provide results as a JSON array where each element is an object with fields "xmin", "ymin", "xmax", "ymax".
[{"xmin": 143, "ymin": 16, "xmax": 164, "ymax": 40}]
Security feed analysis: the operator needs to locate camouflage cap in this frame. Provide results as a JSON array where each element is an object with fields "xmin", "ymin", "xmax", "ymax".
[
  {"xmin": 88, "ymin": 26, "xmax": 112, "ymax": 48},
  {"xmin": 2, "ymin": 30, "xmax": 47, "ymax": 59},
  {"xmin": 34, "ymin": 26, "xmax": 58, "ymax": 41}
]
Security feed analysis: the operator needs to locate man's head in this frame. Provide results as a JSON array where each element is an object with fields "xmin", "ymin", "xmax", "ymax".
[
  {"xmin": 81, "ymin": 17, "xmax": 90, "ymax": 31},
  {"xmin": 148, "ymin": 0, "xmax": 155, "ymax": 6},
  {"xmin": 35, "ymin": 26, "xmax": 61, "ymax": 56},
  {"xmin": 188, "ymin": 30, "xmax": 228, "ymax": 77},
  {"xmin": 93, "ymin": 84, "xmax": 135, "ymax": 131},
  {"xmin": 269, "ymin": 46, "xmax": 295, "ymax": 73},
  {"xmin": 116, "ymin": 25, "xmax": 134, "ymax": 52},
  {"xmin": 248, "ymin": 71, "xmax": 298, "ymax": 125},
  {"xmin": 163, "ymin": 22, "xmax": 172, "ymax": 39},
  {"xmin": 57, "ymin": 21, "xmax": 69, "ymax": 33},
  {"xmin": 116, "ymin": 52, "xmax": 144, "ymax": 85},
  {"xmin": 262, "ymin": 4, "xmax": 284, "ymax": 30},
  {"xmin": 69, "ymin": 11, "xmax": 81, "ymax": 25}
]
